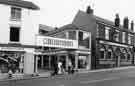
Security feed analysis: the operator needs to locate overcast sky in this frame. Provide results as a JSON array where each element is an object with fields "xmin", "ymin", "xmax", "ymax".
[{"xmin": 27, "ymin": 0, "xmax": 135, "ymax": 28}]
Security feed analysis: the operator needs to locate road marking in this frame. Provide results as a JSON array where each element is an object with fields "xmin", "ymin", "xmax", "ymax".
[{"xmin": 80, "ymin": 77, "xmax": 120, "ymax": 84}]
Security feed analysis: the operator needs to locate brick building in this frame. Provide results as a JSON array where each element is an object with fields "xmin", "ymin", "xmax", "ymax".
[{"xmin": 72, "ymin": 6, "xmax": 135, "ymax": 69}]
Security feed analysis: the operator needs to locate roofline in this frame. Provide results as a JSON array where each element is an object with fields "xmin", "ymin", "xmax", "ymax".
[{"xmin": 0, "ymin": 0, "xmax": 40, "ymax": 10}]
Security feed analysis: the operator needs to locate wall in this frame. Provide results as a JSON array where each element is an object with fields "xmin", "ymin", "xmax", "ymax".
[
  {"xmin": 0, "ymin": 4, "xmax": 10, "ymax": 44},
  {"xmin": 0, "ymin": 4, "xmax": 39, "ymax": 46},
  {"xmin": 21, "ymin": 9, "xmax": 39, "ymax": 45}
]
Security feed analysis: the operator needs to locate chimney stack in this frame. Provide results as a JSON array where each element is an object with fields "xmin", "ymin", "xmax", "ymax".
[
  {"xmin": 115, "ymin": 14, "xmax": 120, "ymax": 27},
  {"xmin": 123, "ymin": 17, "xmax": 129, "ymax": 29},
  {"xmin": 86, "ymin": 6, "xmax": 93, "ymax": 14},
  {"xmin": 131, "ymin": 20, "xmax": 134, "ymax": 31}
]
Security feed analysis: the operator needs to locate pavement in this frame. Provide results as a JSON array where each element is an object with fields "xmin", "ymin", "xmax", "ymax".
[
  {"xmin": 0, "ymin": 66, "xmax": 135, "ymax": 81},
  {"xmin": 1, "ymin": 66, "xmax": 135, "ymax": 86}
]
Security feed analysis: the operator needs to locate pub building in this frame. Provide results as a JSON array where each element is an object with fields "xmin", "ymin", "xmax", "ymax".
[
  {"xmin": 35, "ymin": 24, "xmax": 91, "ymax": 72},
  {"xmin": 72, "ymin": 6, "xmax": 135, "ymax": 69}
]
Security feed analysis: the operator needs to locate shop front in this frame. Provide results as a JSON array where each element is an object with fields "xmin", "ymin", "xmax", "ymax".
[
  {"xmin": 35, "ymin": 49, "xmax": 91, "ymax": 73},
  {"xmin": 0, "ymin": 46, "xmax": 36, "ymax": 75},
  {"xmin": 97, "ymin": 41, "xmax": 133, "ymax": 69}
]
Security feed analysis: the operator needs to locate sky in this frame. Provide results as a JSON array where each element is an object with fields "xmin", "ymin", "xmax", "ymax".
[{"xmin": 27, "ymin": 0, "xmax": 135, "ymax": 28}]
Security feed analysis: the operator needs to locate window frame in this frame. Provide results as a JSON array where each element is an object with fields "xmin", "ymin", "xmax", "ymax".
[
  {"xmin": 99, "ymin": 48, "xmax": 105, "ymax": 60},
  {"xmin": 10, "ymin": 7, "xmax": 22, "ymax": 21},
  {"xmin": 9, "ymin": 27, "xmax": 21, "ymax": 43}
]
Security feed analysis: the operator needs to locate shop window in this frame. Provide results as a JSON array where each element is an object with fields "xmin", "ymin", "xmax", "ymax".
[
  {"xmin": 10, "ymin": 27, "xmax": 20, "ymax": 42},
  {"xmin": 78, "ymin": 56, "xmax": 87, "ymax": 69}
]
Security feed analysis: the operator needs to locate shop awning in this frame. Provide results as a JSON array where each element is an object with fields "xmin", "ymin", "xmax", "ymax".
[
  {"xmin": 7, "ymin": 57, "xmax": 17, "ymax": 62},
  {"xmin": 0, "ymin": 57, "xmax": 8, "ymax": 63}
]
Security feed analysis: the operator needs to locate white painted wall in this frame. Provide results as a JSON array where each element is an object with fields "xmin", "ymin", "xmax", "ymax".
[
  {"xmin": 0, "ymin": 4, "xmax": 10, "ymax": 44},
  {"xmin": 0, "ymin": 4, "xmax": 39, "ymax": 45},
  {"xmin": 21, "ymin": 9, "xmax": 39, "ymax": 45}
]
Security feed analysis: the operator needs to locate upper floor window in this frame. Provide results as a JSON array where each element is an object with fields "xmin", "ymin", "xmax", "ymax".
[
  {"xmin": 97, "ymin": 23, "xmax": 105, "ymax": 39},
  {"xmin": 52, "ymin": 31, "xmax": 66, "ymax": 39},
  {"xmin": 122, "ymin": 32, "xmax": 126, "ymax": 43},
  {"xmin": 114, "ymin": 30, "xmax": 119, "ymax": 42},
  {"xmin": 10, "ymin": 27, "xmax": 20, "ymax": 42},
  {"xmin": 78, "ymin": 31, "xmax": 90, "ymax": 49},
  {"xmin": 96, "ymin": 24, "xmax": 99, "ymax": 37},
  {"xmin": 11, "ymin": 7, "xmax": 21, "ymax": 21},
  {"xmin": 131, "ymin": 35, "xmax": 134, "ymax": 45},
  {"xmin": 68, "ymin": 30, "xmax": 76, "ymax": 40},
  {"xmin": 105, "ymin": 27, "xmax": 110, "ymax": 40},
  {"xmin": 128, "ymin": 34, "xmax": 131, "ymax": 44}
]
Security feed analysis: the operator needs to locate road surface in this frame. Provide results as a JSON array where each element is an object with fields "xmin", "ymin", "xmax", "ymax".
[{"xmin": 1, "ymin": 67, "xmax": 135, "ymax": 86}]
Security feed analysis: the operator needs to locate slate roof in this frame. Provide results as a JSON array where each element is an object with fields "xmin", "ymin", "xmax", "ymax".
[
  {"xmin": 0, "ymin": 0, "xmax": 39, "ymax": 10},
  {"xmin": 46, "ymin": 10, "xmax": 134, "ymax": 36},
  {"xmin": 44, "ymin": 24, "xmax": 79, "ymax": 36},
  {"xmin": 73, "ymin": 10, "xmax": 134, "ymax": 33},
  {"xmin": 39, "ymin": 24, "xmax": 54, "ymax": 32}
]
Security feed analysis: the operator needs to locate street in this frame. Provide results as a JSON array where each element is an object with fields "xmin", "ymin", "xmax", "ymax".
[{"xmin": 1, "ymin": 67, "xmax": 135, "ymax": 86}]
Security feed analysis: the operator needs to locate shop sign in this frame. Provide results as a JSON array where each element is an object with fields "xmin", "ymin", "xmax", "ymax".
[
  {"xmin": 120, "ymin": 61, "xmax": 131, "ymax": 65},
  {"xmin": 0, "ymin": 47, "xmax": 24, "ymax": 51},
  {"xmin": 36, "ymin": 35, "xmax": 78, "ymax": 49},
  {"xmin": 99, "ymin": 60, "xmax": 115, "ymax": 64}
]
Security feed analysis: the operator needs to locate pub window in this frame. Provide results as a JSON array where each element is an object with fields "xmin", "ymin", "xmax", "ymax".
[
  {"xmin": 10, "ymin": 27, "xmax": 20, "ymax": 42},
  {"xmin": 106, "ymin": 51, "xmax": 112, "ymax": 59},
  {"xmin": 127, "ymin": 54, "xmax": 131, "ymax": 60},
  {"xmin": 121, "ymin": 52, "xmax": 126, "ymax": 60},
  {"xmin": 100, "ymin": 49, "xmax": 105, "ymax": 59}
]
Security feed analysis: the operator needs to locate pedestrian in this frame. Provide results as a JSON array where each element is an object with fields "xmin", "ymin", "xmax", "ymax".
[
  {"xmin": 68, "ymin": 60, "xmax": 72, "ymax": 74},
  {"xmin": 51, "ymin": 61, "xmax": 58, "ymax": 76},
  {"xmin": 58, "ymin": 61, "xmax": 62, "ymax": 74},
  {"xmin": 8, "ymin": 69, "xmax": 13, "ymax": 78}
]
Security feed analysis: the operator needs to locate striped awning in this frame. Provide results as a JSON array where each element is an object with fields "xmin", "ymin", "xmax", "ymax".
[
  {"xmin": 7, "ymin": 57, "xmax": 17, "ymax": 62},
  {"xmin": 0, "ymin": 57, "xmax": 8, "ymax": 63}
]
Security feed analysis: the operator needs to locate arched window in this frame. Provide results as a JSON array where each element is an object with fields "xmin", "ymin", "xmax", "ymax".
[
  {"xmin": 121, "ymin": 49, "xmax": 127, "ymax": 60},
  {"xmin": 99, "ymin": 48, "xmax": 105, "ymax": 59},
  {"xmin": 106, "ymin": 49, "xmax": 112, "ymax": 59},
  {"xmin": 127, "ymin": 53, "xmax": 131, "ymax": 61}
]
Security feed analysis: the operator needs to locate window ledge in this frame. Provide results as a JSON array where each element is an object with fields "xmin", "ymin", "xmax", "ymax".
[{"xmin": 10, "ymin": 18, "xmax": 21, "ymax": 22}]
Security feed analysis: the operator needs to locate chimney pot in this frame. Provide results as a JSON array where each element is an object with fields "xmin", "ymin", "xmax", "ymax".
[
  {"xmin": 123, "ymin": 17, "xmax": 129, "ymax": 29},
  {"xmin": 131, "ymin": 20, "xmax": 134, "ymax": 31},
  {"xmin": 86, "ymin": 6, "xmax": 93, "ymax": 14},
  {"xmin": 115, "ymin": 14, "xmax": 120, "ymax": 27}
]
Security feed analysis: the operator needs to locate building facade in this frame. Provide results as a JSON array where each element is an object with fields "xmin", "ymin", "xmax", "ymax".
[
  {"xmin": 0, "ymin": 0, "xmax": 39, "ymax": 74},
  {"xmin": 72, "ymin": 6, "xmax": 135, "ymax": 69},
  {"xmin": 35, "ymin": 24, "xmax": 91, "ymax": 72}
]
